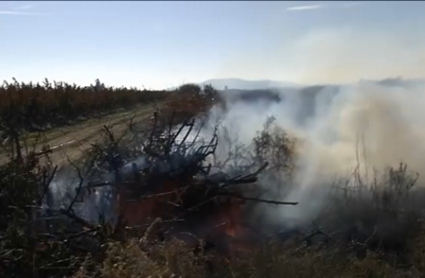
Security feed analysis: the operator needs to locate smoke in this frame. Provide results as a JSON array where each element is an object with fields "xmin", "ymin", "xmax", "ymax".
[
  {"xmin": 205, "ymin": 79, "xmax": 425, "ymax": 227},
  {"xmin": 47, "ymin": 156, "xmax": 149, "ymax": 224}
]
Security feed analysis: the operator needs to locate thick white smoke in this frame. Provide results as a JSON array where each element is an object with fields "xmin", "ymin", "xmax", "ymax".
[{"xmin": 205, "ymin": 79, "xmax": 425, "ymax": 227}]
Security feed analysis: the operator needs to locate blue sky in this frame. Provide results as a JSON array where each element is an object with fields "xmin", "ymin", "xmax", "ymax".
[{"xmin": 1, "ymin": 1, "xmax": 424, "ymax": 89}]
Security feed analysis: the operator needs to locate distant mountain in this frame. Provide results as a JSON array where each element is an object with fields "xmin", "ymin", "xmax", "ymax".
[
  {"xmin": 374, "ymin": 77, "xmax": 425, "ymax": 88},
  {"xmin": 201, "ymin": 78, "xmax": 298, "ymax": 90},
  {"xmin": 167, "ymin": 77, "xmax": 425, "ymax": 91}
]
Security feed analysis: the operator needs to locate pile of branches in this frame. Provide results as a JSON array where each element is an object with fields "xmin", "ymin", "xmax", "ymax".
[{"xmin": 77, "ymin": 110, "xmax": 298, "ymax": 251}]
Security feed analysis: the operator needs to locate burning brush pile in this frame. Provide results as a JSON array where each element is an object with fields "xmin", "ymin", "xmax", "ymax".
[{"xmin": 69, "ymin": 110, "xmax": 299, "ymax": 254}]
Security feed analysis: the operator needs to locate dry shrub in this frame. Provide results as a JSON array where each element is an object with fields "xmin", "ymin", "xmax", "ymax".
[
  {"xmin": 93, "ymin": 236, "xmax": 214, "ymax": 278},
  {"xmin": 406, "ymin": 227, "xmax": 425, "ymax": 273},
  {"xmin": 101, "ymin": 239, "xmax": 171, "ymax": 278},
  {"xmin": 315, "ymin": 162, "xmax": 424, "ymax": 263},
  {"xmin": 91, "ymin": 236, "xmax": 424, "ymax": 278},
  {"xmin": 252, "ymin": 115, "xmax": 297, "ymax": 175},
  {"xmin": 0, "ymin": 153, "xmax": 89, "ymax": 278},
  {"xmin": 225, "ymin": 240, "xmax": 418, "ymax": 278}
]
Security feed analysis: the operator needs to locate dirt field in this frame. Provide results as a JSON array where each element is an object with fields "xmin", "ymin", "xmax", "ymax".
[{"xmin": 0, "ymin": 103, "xmax": 158, "ymax": 166}]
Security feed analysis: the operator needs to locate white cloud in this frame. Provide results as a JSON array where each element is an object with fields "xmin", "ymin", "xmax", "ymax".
[
  {"xmin": 0, "ymin": 10, "xmax": 30, "ymax": 15},
  {"xmin": 286, "ymin": 5, "xmax": 323, "ymax": 11},
  {"xmin": 0, "ymin": 10, "xmax": 47, "ymax": 16},
  {"xmin": 0, "ymin": 3, "xmax": 48, "ymax": 16}
]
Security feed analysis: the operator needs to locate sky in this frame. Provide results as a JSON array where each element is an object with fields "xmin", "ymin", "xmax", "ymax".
[{"xmin": 1, "ymin": 1, "xmax": 425, "ymax": 89}]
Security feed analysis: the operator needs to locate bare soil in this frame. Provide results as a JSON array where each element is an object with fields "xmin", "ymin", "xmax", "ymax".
[{"xmin": 0, "ymin": 103, "xmax": 158, "ymax": 166}]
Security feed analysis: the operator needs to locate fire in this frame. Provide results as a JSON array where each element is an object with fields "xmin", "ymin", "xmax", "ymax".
[
  {"xmin": 213, "ymin": 196, "xmax": 245, "ymax": 237},
  {"xmin": 111, "ymin": 168, "xmax": 263, "ymax": 255}
]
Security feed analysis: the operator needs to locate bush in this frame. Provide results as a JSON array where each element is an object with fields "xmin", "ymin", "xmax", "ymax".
[{"xmin": 162, "ymin": 83, "xmax": 222, "ymax": 122}]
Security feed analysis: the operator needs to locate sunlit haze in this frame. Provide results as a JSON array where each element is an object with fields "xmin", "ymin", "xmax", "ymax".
[{"xmin": 1, "ymin": 1, "xmax": 424, "ymax": 89}]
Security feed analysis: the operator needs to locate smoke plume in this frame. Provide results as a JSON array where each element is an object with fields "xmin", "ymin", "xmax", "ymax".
[{"xmin": 205, "ymin": 79, "xmax": 425, "ymax": 227}]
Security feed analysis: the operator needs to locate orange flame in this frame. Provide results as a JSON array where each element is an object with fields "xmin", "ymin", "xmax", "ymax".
[{"xmin": 114, "ymin": 179, "xmax": 257, "ymax": 253}]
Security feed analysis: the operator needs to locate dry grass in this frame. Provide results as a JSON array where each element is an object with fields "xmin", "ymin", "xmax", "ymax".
[{"xmin": 69, "ymin": 232, "xmax": 425, "ymax": 278}]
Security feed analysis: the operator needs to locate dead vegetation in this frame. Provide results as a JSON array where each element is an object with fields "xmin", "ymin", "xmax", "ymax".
[{"xmin": 2, "ymin": 82, "xmax": 425, "ymax": 278}]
